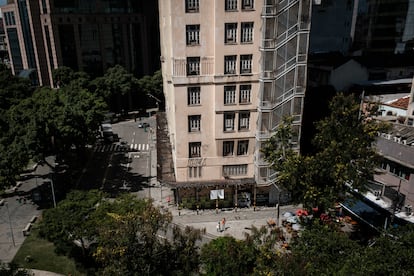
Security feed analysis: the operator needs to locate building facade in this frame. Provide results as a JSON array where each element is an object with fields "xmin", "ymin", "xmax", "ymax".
[
  {"xmin": 159, "ymin": 0, "xmax": 311, "ymax": 206},
  {"xmin": 0, "ymin": 18, "xmax": 9, "ymax": 65},
  {"xmin": 2, "ymin": 0, "xmax": 159, "ymax": 86}
]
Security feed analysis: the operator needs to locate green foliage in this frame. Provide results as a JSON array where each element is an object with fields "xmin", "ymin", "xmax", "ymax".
[
  {"xmin": 92, "ymin": 65, "xmax": 138, "ymax": 99},
  {"xmin": 91, "ymin": 65, "xmax": 139, "ymax": 113},
  {"xmin": 39, "ymin": 190, "xmax": 103, "ymax": 256},
  {"xmin": 8, "ymin": 85, "xmax": 106, "ymax": 163},
  {"xmin": 137, "ymin": 69, "xmax": 164, "ymax": 103},
  {"xmin": 200, "ymin": 236, "xmax": 256, "ymax": 275},
  {"xmin": 262, "ymin": 93, "xmax": 389, "ymax": 209},
  {"xmin": 13, "ymin": 226, "xmax": 85, "ymax": 275},
  {"xmin": 93, "ymin": 196, "xmax": 173, "ymax": 275},
  {"xmin": 340, "ymin": 224, "xmax": 414, "ymax": 275},
  {"xmin": 290, "ymin": 223, "xmax": 361, "ymax": 275},
  {"xmin": 0, "ymin": 66, "xmax": 33, "ymax": 189},
  {"xmin": 167, "ymin": 225, "xmax": 204, "ymax": 275},
  {"xmin": 52, "ymin": 66, "xmax": 90, "ymax": 88},
  {"xmin": 0, "ymin": 262, "xmax": 32, "ymax": 276},
  {"xmin": 0, "ymin": 65, "xmax": 107, "ymax": 189}
]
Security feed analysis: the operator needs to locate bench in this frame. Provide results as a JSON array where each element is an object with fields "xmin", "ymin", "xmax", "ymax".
[
  {"xmin": 22, "ymin": 223, "xmax": 31, "ymax": 236},
  {"xmin": 30, "ymin": 216, "xmax": 37, "ymax": 223}
]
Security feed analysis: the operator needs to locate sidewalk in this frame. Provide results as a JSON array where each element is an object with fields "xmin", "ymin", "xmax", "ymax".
[{"xmin": 171, "ymin": 204, "xmax": 302, "ymax": 240}]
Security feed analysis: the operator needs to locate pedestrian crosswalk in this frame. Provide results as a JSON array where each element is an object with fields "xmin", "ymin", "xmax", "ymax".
[
  {"xmin": 129, "ymin": 143, "xmax": 150, "ymax": 151},
  {"xmin": 94, "ymin": 143, "xmax": 149, "ymax": 153}
]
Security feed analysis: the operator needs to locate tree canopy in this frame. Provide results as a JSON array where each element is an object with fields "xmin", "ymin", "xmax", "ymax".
[
  {"xmin": 0, "ymin": 66, "xmax": 33, "ymax": 188},
  {"xmin": 0, "ymin": 65, "xmax": 107, "ymax": 190},
  {"xmin": 39, "ymin": 192, "xmax": 203, "ymax": 275},
  {"xmin": 262, "ymin": 93, "xmax": 389, "ymax": 209}
]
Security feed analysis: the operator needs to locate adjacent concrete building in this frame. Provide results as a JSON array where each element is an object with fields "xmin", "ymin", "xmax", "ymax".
[{"xmin": 2, "ymin": 0, "xmax": 160, "ymax": 86}]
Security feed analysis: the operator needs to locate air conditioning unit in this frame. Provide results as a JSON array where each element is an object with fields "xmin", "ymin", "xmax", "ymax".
[{"xmin": 374, "ymin": 190, "xmax": 381, "ymax": 199}]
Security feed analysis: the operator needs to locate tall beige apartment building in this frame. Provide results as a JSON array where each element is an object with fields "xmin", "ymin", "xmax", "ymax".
[{"xmin": 159, "ymin": 0, "xmax": 311, "ymax": 206}]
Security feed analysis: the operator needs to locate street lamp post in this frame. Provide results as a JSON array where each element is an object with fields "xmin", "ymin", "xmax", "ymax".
[
  {"xmin": 5, "ymin": 202, "xmax": 16, "ymax": 247},
  {"xmin": 50, "ymin": 178, "xmax": 57, "ymax": 208}
]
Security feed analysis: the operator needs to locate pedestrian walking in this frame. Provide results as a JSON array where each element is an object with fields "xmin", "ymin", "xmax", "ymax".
[
  {"xmin": 221, "ymin": 217, "xmax": 226, "ymax": 231},
  {"xmin": 217, "ymin": 222, "xmax": 220, "ymax": 232}
]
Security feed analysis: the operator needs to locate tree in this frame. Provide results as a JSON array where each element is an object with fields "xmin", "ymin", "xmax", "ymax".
[
  {"xmin": 8, "ymin": 87, "xmax": 63, "ymax": 163},
  {"xmin": 93, "ymin": 196, "xmax": 173, "ymax": 275},
  {"xmin": 341, "ymin": 224, "xmax": 414, "ymax": 275},
  {"xmin": 0, "ymin": 66, "xmax": 33, "ymax": 189},
  {"xmin": 262, "ymin": 93, "xmax": 389, "ymax": 209},
  {"xmin": 52, "ymin": 66, "xmax": 90, "ymax": 88},
  {"xmin": 242, "ymin": 225, "xmax": 291, "ymax": 275},
  {"xmin": 289, "ymin": 223, "xmax": 361, "ymax": 275},
  {"xmin": 261, "ymin": 116, "xmax": 312, "ymax": 205},
  {"xmin": 92, "ymin": 65, "xmax": 139, "ymax": 113},
  {"xmin": 40, "ymin": 192, "xmax": 204, "ymax": 274},
  {"xmin": 200, "ymin": 236, "xmax": 256, "ymax": 275},
  {"xmin": 166, "ymin": 225, "xmax": 204, "ymax": 275},
  {"xmin": 57, "ymin": 83, "xmax": 107, "ymax": 157},
  {"xmin": 137, "ymin": 70, "xmax": 164, "ymax": 109},
  {"xmin": 39, "ymin": 190, "xmax": 103, "ymax": 257}
]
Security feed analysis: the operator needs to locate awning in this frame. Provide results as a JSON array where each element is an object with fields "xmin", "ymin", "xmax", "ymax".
[{"xmin": 340, "ymin": 198, "xmax": 387, "ymax": 232}]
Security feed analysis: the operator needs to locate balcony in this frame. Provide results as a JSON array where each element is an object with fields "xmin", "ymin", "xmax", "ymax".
[
  {"xmin": 260, "ymin": 71, "xmax": 274, "ymax": 79},
  {"xmin": 259, "ymin": 100, "xmax": 272, "ymax": 110},
  {"xmin": 261, "ymin": 39, "xmax": 275, "ymax": 49},
  {"xmin": 262, "ymin": 5, "xmax": 277, "ymax": 16},
  {"xmin": 256, "ymin": 130, "xmax": 271, "ymax": 140}
]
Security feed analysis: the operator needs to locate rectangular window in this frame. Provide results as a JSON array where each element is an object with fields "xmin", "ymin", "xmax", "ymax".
[
  {"xmin": 239, "ymin": 111, "xmax": 250, "ymax": 130},
  {"xmin": 240, "ymin": 54, "xmax": 252, "ymax": 74},
  {"xmin": 223, "ymin": 164, "xmax": 248, "ymax": 176},
  {"xmin": 224, "ymin": 112, "xmax": 235, "ymax": 131},
  {"xmin": 239, "ymin": 84, "xmax": 251, "ymax": 103},
  {"xmin": 189, "ymin": 142, "xmax": 201, "ymax": 157},
  {"xmin": 187, "ymin": 57, "xmax": 200, "ymax": 76},
  {"xmin": 186, "ymin": 0, "xmax": 199, "ymax": 13},
  {"xmin": 242, "ymin": 0, "xmax": 254, "ymax": 10},
  {"xmin": 237, "ymin": 140, "xmax": 249, "ymax": 155},
  {"xmin": 241, "ymin": 22, "xmax": 253, "ymax": 43},
  {"xmin": 186, "ymin": 25, "xmax": 200, "ymax": 45},
  {"xmin": 223, "ymin": 141, "xmax": 234, "ymax": 156},
  {"xmin": 188, "ymin": 115, "xmax": 201, "ymax": 132},
  {"xmin": 4, "ymin": 12, "xmax": 16, "ymax": 26},
  {"xmin": 225, "ymin": 23, "xmax": 237, "ymax": 44},
  {"xmin": 225, "ymin": 0, "xmax": 238, "ymax": 11},
  {"xmin": 189, "ymin": 166, "xmax": 202, "ymax": 178},
  {"xmin": 224, "ymin": 86, "xmax": 236, "ymax": 105},
  {"xmin": 224, "ymin": 55, "xmax": 237, "ymax": 75},
  {"xmin": 188, "ymin": 87, "xmax": 201, "ymax": 105}
]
